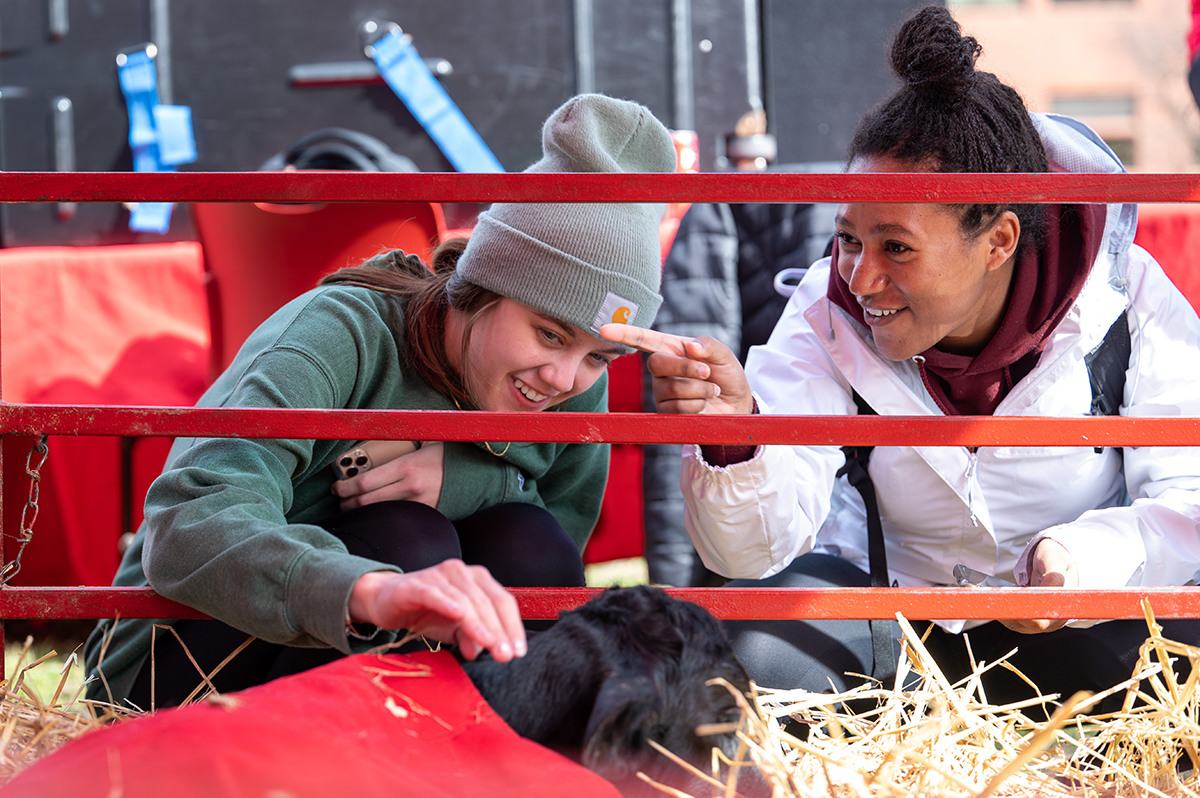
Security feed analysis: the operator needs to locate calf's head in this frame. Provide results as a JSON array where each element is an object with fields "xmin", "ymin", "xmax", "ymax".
[{"xmin": 461, "ymin": 585, "xmax": 757, "ymax": 795}]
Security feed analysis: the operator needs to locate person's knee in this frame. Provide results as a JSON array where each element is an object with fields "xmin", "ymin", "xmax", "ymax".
[
  {"xmin": 720, "ymin": 554, "xmax": 880, "ymax": 692},
  {"xmin": 321, "ymin": 500, "xmax": 460, "ymax": 570},
  {"xmin": 456, "ymin": 503, "xmax": 585, "ymax": 587},
  {"xmin": 726, "ymin": 620, "xmax": 878, "ymax": 693},
  {"xmin": 466, "ymin": 502, "xmax": 562, "ymax": 536},
  {"xmin": 727, "ymin": 552, "xmax": 871, "ymax": 590}
]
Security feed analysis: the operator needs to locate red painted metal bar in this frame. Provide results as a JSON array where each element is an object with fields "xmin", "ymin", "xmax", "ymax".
[
  {"xmin": 0, "ymin": 586, "xmax": 1195, "ymax": 622},
  {"xmin": 4, "ymin": 170, "xmax": 1200, "ymax": 205},
  {"xmin": 2, "ymin": 403, "xmax": 1198, "ymax": 448},
  {"xmin": 582, "ymin": 588, "xmax": 1200, "ymax": 622},
  {"xmin": 0, "ymin": 588, "xmax": 207, "ymax": 621}
]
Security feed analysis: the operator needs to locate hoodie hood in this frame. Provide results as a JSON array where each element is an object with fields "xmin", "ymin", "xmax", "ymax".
[{"xmin": 1033, "ymin": 112, "xmax": 1138, "ymax": 262}]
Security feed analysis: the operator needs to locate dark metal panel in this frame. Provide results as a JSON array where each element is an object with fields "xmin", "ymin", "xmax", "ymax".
[
  {"xmin": 589, "ymin": 0, "xmax": 672, "ymax": 128},
  {"xmin": 168, "ymin": 0, "xmax": 573, "ymax": 174},
  {"xmin": 762, "ymin": 0, "xmax": 940, "ymax": 164},
  {"xmin": 690, "ymin": 0, "xmax": 757, "ymax": 171},
  {"xmin": 0, "ymin": 0, "xmax": 954, "ymax": 245},
  {"xmin": 587, "ymin": 0, "xmax": 758, "ymax": 172},
  {"xmin": 0, "ymin": 0, "xmax": 178, "ymax": 246},
  {"xmin": 0, "ymin": 0, "xmax": 45, "ymax": 58}
]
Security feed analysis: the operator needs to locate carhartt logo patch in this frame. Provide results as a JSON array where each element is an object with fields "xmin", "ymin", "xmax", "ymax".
[{"xmin": 592, "ymin": 291, "xmax": 639, "ymax": 333}]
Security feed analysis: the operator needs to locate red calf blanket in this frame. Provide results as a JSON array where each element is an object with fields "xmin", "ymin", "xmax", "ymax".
[{"xmin": 4, "ymin": 650, "xmax": 621, "ymax": 798}]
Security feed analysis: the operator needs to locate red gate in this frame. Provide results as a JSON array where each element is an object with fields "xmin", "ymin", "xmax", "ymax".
[{"xmin": 4, "ymin": 169, "xmax": 1200, "ymax": 676}]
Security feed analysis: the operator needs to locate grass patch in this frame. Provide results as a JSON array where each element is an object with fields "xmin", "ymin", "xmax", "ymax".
[
  {"xmin": 584, "ymin": 556, "xmax": 649, "ymax": 587},
  {"xmin": 4, "ymin": 638, "xmax": 87, "ymax": 712}
]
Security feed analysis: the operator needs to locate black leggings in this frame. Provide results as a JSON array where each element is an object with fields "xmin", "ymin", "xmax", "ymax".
[
  {"xmin": 130, "ymin": 501, "xmax": 585, "ymax": 709},
  {"xmin": 725, "ymin": 552, "xmax": 1200, "ymax": 716}
]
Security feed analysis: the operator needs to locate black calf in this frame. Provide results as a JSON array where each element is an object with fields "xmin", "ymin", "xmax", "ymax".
[{"xmin": 460, "ymin": 585, "xmax": 760, "ymax": 796}]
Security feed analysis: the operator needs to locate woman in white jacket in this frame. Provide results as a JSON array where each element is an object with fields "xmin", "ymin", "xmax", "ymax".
[{"xmin": 604, "ymin": 6, "xmax": 1200, "ymax": 708}]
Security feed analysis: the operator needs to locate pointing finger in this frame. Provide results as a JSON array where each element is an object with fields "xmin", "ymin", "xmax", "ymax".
[
  {"xmin": 685, "ymin": 336, "xmax": 741, "ymax": 368},
  {"xmin": 599, "ymin": 324, "xmax": 692, "ymax": 357},
  {"xmin": 645, "ymin": 351, "xmax": 712, "ymax": 381}
]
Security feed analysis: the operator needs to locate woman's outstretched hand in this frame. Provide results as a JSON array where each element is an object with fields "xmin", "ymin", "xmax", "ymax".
[
  {"xmin": 349, "ymin": 560, "xmax": 526, "ymax": 662},
  {"xmin": 1000, "ymin": 538, "xmax": 1079, "ymax": 634},
  {"xmin": 332, "ymin": 441, "xmax": 445, "ymax": 512},
  {"xmin": 600, "ymin": 325, "xmax": 754, "ymax": 415}
]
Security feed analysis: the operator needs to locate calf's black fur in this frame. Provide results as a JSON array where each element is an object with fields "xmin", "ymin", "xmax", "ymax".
[{"xmin": 460, "ymin": 585, "xmax": 759, "ymax": 796}]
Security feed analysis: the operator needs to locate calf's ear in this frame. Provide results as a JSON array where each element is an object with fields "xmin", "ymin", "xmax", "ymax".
[{"xmin": 581, "ymin": 670, "xmax": 662, "ymax": 777}]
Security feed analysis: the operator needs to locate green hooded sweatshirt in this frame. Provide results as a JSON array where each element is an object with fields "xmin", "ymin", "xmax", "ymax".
[{"xmin": 84, "ymin": 284, "xmax": 609, "ymax": 706}]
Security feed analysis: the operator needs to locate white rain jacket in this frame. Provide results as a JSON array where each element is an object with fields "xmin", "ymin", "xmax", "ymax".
[{"xmin": 681, "ymin": 114, "xmax": 1200, "ymax": 631}]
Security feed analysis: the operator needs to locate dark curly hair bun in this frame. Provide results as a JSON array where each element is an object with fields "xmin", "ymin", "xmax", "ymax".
[
  {"xmin": 847, "ymin": 4, "xmax": 1049, "ymax": 255},
  {"xmin": 891, "ymin": 5, "xmax": 981, "ymax": 105}
]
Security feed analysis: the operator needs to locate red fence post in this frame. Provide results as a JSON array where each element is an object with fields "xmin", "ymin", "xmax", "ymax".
[{"xmin": 1, "ymin": 248, "xmax": 5, "ymax": 683}]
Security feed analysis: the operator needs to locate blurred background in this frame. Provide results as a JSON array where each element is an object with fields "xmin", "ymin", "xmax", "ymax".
[
  {"xmin": 0, "ymin": 0, "xmax": 948, "ymax": 247},
  {"xmin": 2, "ymin": 0, "xmax": 1199, "ymax": 598},
  {"xmin": 1, "ymin": 0, "xmax": 1196, "ymax": 248}
]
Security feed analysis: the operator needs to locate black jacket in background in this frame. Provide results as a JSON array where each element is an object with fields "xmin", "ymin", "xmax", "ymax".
[{"xmin": 643, "ymin": 202, "xmax": 834, "ymax": 586}]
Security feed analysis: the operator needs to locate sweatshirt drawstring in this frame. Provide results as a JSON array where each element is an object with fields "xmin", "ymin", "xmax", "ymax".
[{"xmin": 914, "ymin": 357, "xmax": 954, "ymax": 416}]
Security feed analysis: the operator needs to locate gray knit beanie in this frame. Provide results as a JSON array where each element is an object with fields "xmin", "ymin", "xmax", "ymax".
[{"xmin": 456, "ymin": 94, "xmax": 676, "ymax": 339}]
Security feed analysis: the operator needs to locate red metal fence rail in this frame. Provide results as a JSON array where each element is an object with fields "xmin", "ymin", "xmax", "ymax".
[
  {"xmin": 3, "ymin": 171, "xmax": 1200, "ymax": 638},
  {"xmin": 5, "ymin": 170, "xmax": 1200, "ymax": 205},
  {"xmin": 0, "ymin": 585, "xmax": 1197, "ymax": 624},
  {"xmin": 4, "ymin": 404, "xmax": 1200, "ymax": 448}
]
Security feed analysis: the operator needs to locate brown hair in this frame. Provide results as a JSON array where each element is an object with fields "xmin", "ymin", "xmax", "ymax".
[{"xmin": 319, "ymin": 239, "xmax": 501, "ymax": 406}]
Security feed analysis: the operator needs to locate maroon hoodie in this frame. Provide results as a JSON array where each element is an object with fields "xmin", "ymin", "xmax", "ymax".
[{"xmin": 827, "ymin": 204, "xmax": 1107, "ymax": 416}]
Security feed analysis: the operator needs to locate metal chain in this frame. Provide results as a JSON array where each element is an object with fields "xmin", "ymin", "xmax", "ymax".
[{"xmin": 0, "ymin": 434, "xmax": 49, "ymax": 586}]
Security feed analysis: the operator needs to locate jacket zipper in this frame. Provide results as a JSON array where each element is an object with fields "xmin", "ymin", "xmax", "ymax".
[
  {"xmin": 964, "ymin": 449, "xmax": 980, "ymax": 528},
  {"xmin": 916, "ymin": 356, "xmax": 980, "ymax": 527}
]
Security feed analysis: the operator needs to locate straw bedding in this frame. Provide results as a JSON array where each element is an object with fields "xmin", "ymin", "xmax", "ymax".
[
  {"xmin": 3, "ymin": 601, "xmax": 1199, "ymax": 797},
  {"xmin": 643, "ymin": 601, "xmax": 1200, "ymax": 797},
  {"xmin": 0, "ymin": 637, "xmax": 114, "ymax": 783}
]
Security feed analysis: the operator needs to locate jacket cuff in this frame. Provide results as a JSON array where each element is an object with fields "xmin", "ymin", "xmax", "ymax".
[
  {"xmin": 1015, "ymin": 518, "xmax": 1144, "ymax": 590},
  {"xmin": 288, "ymin": 548, "xmax": 401, "ymax": 654},
  {"xmin": 699, "ymin": 398, "xmax": 760, "ymax": 466}
]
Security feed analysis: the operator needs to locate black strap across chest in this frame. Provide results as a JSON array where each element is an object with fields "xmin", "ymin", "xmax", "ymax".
[{"xmin": 1086, "ymin": 311, "xmax": 1132, "ymax": 419}]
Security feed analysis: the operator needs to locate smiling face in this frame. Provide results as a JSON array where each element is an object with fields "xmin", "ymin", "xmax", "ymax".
[
  {"xmin": 834, "ymin": 154, "xmax": 1021, "ymax": 361},
  {"xmin": 450, "ymin": 298, "xmax": 624, "ymax": 413}
]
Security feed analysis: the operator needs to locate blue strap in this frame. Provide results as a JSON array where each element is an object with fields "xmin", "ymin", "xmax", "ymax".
[
  {"xmin": 117, "ymin": 49, "xmax": 197, "ymax": 233},
  {"xmin": 153, "ymin": 105, "xmax": 198, "ymax": 167},
  {"xmin": 369, "ymin": 29, "xmax": 503, "ymax": 173},
  {"xmin": 117, "ymin": 51, "xmax": 160, "ymax": 150}
]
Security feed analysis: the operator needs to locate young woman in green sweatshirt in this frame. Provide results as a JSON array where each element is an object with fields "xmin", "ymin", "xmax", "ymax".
[{"xmin": 84, "ymin": 93, "xmax": 677, "ymax": 710}]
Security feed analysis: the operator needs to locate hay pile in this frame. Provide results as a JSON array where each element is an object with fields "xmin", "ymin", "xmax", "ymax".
[
  {"xmin": 0, "ymin": 637, "xmax": 113, "ymax": 782},
  {"xmin": 654, "ymin": 601, "xmax": 1200, "ymax": 798}
]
